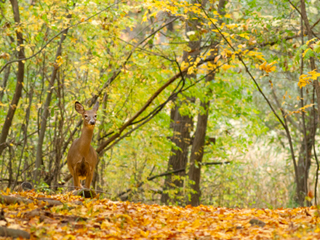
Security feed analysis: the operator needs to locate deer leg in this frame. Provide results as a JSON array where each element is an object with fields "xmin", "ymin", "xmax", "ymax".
[
  {"xmin": 73, "ymin": 174, "xmax": 81, "ymax": 189},
  {"xmin": 84, "ymin": 170, "xmax": 94, "ymax": 189}
]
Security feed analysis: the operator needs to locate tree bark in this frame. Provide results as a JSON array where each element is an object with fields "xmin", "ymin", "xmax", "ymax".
[
  {"xmin": 187, "ymin": 96, "xmax": 210, "ymax": 206},
  {"xmin": 34, "ymin": 26, "xmax": 69, "ymax": 184},
  {"xmin": 161, "ymin": 0, "xmax": 203, "ymax": 205},
  {"xmin": 0, "ymin": 0, "xmax": 25, "ymax": 156},
  {"xmin": 186, "ymin": 0, "xmax": 226, "ymax": 207},
  {"xmin": 13, "ymin": 87, "xmax": 34, "ymax": 189},
  {"xmin": 51, "ymin": 79, "xmax": 64, "ymax": 190},
  {"xmin": 299, "ymin": 1, "xmax": 320, "ymax": 132},
  {"xmin": 93, "ymin": 92, "xmax": 108, "ymax": 190},
  {"xmin": 297, "ymin": 0, "xmax": 319, "ymax": 206},
  {"xmin": 296, "ymin": 115, "xmax": 317, "ymax": 206},
  {"xmin": 0, "ymin": 65, "xmax": 11, "ymax": 102},
  {"xmin": 161, "ymin": 104, "xmax": 194, "ymax": 205}
]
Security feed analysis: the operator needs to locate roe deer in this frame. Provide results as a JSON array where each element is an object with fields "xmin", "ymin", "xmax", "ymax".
[{"xmin": 67, "ymin": 101, "xmax": 99, "ymax": 189}]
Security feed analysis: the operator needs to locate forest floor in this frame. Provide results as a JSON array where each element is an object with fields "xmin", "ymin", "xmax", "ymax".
[{"xmin": 0, "ymin": 190, "xmax": 318, "ymax": 239}]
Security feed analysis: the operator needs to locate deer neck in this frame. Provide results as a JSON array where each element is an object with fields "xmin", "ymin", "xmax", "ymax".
[{"xmin": 78, "ymin": 125, "xmax": 94, "ymax": 155}]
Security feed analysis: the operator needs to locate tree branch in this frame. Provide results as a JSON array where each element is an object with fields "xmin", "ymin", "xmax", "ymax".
[
  {"xmin": 197, "ymin": 0, "xmax": 286, "ymax": 130},
  {"xmin": 0, "ymin": 2, "xmax": 120, "ymax": 74},
  {"xmin": 270, "ymin": 87, "xmax": 301, "ymax": 132},
  {"xmin": 96, "ymin": 54, "xmax": 218, "ymax": 154},
  {"xmin": 117, "ymin": 161, "xmax": 230, "ymax": 198}
]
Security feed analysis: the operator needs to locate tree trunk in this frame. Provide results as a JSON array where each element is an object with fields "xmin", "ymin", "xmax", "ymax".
[
  {"xmin": 51, "ymin": 74, "xmax": 64, "ymax": 190},
  {"xmin": 34, "ymin": 27, "xmax": 69, "ymax": 184},
  {"xmin": 161, "ymin": 103, "xmax": 194, "ymax": 205},
  {"xmin": 0, "ymin": 65, "xmax": 11, "ymax": 102},
  {"xmin": 0, "ymin": 0, "xmax": 25, "ymax": 156},
  {"xmin": 296, "ymin": 115, "xmax": 317, "ymax": 206},
  {"xmin": 299, "ymin": 1, "xmax": 320, "ymax": 121},
  {"xmin": 93, "ymin": 92, "xmax": 108, "ymax": 190},
  {"xmin": 297, "ymin": 0, "xmax": 319, "ymax": 206},
  {"xmin": 187, "ymin": 100, "xmax": 210, "ymax": 206},
  {"xmin": 161, "ymin": 0, "xmax": 202, "ymax": 205},
  {"xmin": 186, "ymin": 0, "xmax": 226, "ymax": 207},
  {"xmin": 13, "ymin": 86, "xmax": 34, "ymax": 189}
]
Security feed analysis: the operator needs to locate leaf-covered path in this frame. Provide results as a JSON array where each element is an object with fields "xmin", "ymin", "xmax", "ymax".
[{"xmin": 0, "ymin": 191, "xmax": 319, "ymax": 239}]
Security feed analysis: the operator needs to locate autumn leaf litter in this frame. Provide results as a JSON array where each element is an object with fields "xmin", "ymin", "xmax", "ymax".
[{"xmin": 0, "ymin": 190, "xmax": 319, "ymax": 239}]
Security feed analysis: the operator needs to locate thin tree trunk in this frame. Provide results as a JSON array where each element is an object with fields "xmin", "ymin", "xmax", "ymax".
[
  {"xmin": 0, "ymin": 0, "xmax": 25, "ymax": 156},
  {"xmin": 7, "ymin": 145, "xmax": 14, "ymax": 189},
  {"xmin": 297, "ymin": 0, "xmax": 319, "ymax": 206},
  {"xmin": 296, "ymin": 116, "xmax": 317, "ymax": 206},
  {"xmin": 34, "ymin": 26, "xmax": 69, "ymax": 184},
  {"xmin": 0, "ymin": 65, "xmax": 11, "ymax": 102},
  {"xmin": 13, "ymin": 86, "xmax": 34, "ymax": 189},
  {"xmin": 299, "ymin": 1, "xmax": 320, "ymax": 127},
  {"xmin": 51, "ymin": 73, "xmax": 64, "ymax": 190},
  {"xmin": 93, "ymin": 92, "xmax": 108, "ymax": 190}
]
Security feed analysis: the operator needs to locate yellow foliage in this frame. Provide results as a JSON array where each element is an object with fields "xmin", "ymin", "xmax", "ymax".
[
  {"xmin": 55, "ymin": 56, "xmax": 63, "ymax": 67},
  {"xmin": 0, "ymin": 53, "xmax": 10, "ymax": 60},
  {"xmin": 259, "ymin": 61, "xmax": 277, "ymax": 73},
  {"xmin": 248, "ymin": 51, "xmax": 265, "ymax": 61},
  {"xmin": 302, "ymin": 48, "xmax": 313, "ymax": 58},
  {"xmin": 298, "ymin": 70, "xmax": 320, "ymax": 88},
  {"xmin": 239, "ymin": 33, "xmax": 249, "ymax": 40},
  {"xmin": 221, "ymin": 64, "xmax": 234, "ymax": 71},
  {"xmin": 287, "ymin": 104, "xmax": 314, "ymax": 116},
  {"xmin": 226, "ymin": 24, "xmax": 239, "ymax": 29}
]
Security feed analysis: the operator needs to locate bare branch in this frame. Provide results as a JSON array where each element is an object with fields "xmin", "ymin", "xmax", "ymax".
[{"xmin": 270, "ymin": 87, "xmax": 301, "ymax": 132}]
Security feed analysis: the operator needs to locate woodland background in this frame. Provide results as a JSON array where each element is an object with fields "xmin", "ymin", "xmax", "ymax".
[{"xmin": 0, "ymin": 0, "xmax": 320, "ymax": 209}]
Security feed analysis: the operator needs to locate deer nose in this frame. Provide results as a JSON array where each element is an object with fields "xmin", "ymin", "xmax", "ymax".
[{"xmin": 89, "ymin": 120, "xmax": 95, "ymax": 125}]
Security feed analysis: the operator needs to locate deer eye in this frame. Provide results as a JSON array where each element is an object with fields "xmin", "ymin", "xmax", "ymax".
[
  {"xmin": 84, "ymin": 114, "xmax": 88, "ymax": 118},
  {"xmin": 94, "ymin": 115, "xmax": 97, "ymax": 118}
]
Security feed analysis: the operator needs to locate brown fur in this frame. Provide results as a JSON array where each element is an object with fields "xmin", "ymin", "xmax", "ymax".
[{"xmin": 67, "ymin": 101, "xmax": 99, "ymax": 189}]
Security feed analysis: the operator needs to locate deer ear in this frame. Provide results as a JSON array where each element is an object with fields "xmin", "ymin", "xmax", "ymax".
[
  {"xmin": 75, "ymin": 101, "xmax": 85, "ymax": 114},
  {"xmin": 92, "ymin": 101, "xmax": 99, "ymax": 111}
]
